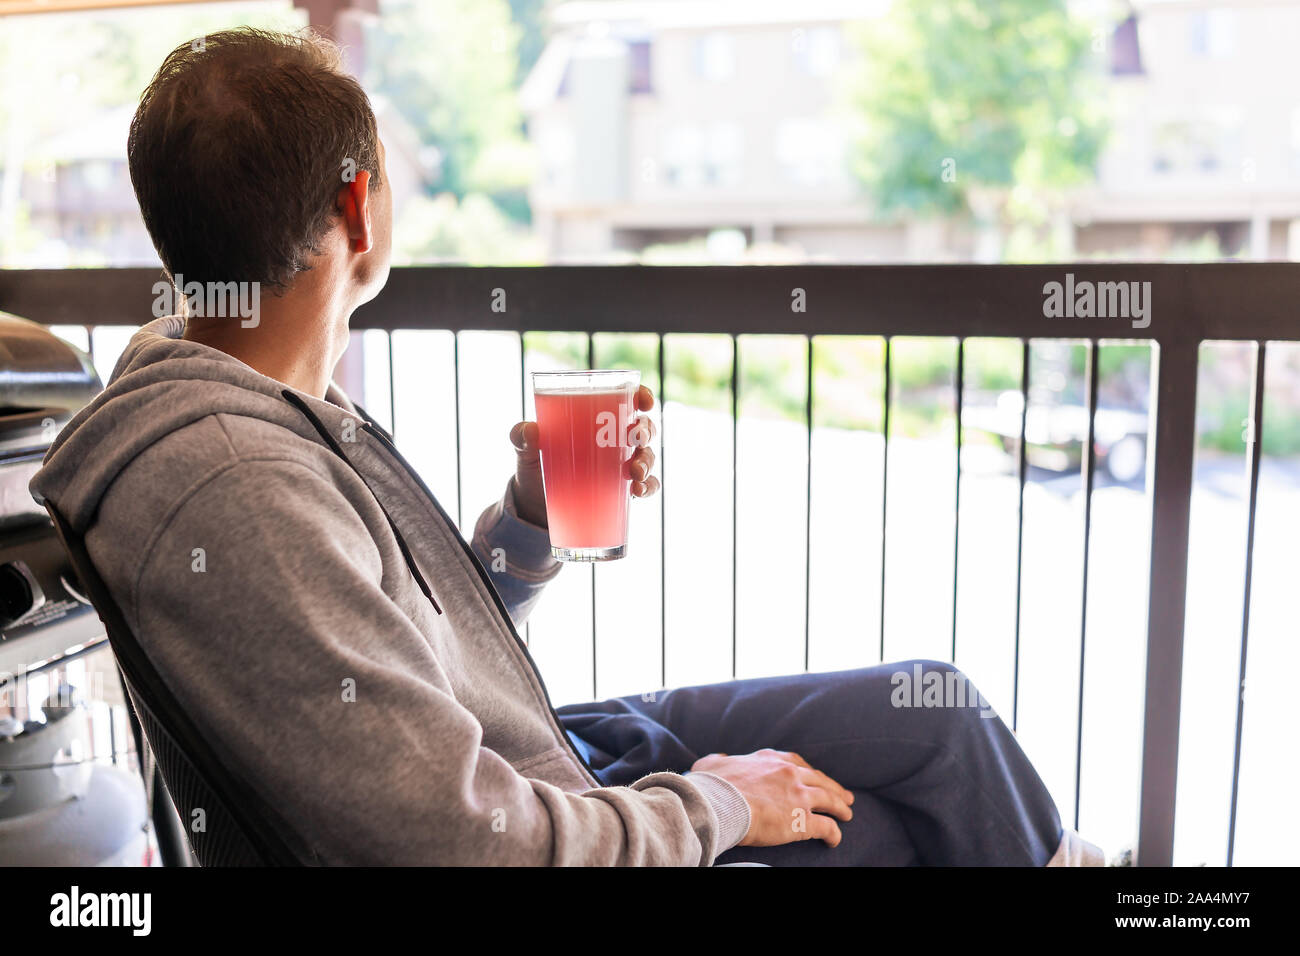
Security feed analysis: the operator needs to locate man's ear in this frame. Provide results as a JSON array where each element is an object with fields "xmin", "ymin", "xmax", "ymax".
[{"xmin": 337, "ymin": 169, "xmax": 373, "ymax": 254}]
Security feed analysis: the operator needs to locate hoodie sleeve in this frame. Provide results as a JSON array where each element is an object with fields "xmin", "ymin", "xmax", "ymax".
[
  {"xmin": 470, "ymin": 478, "xmax": 562, "ymax": 628},
  {"xmin": 123, "ymin": 455, "xmax": 746, "ymax": 865}
]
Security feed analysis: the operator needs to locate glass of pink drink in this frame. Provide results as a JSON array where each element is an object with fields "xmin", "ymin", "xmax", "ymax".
[{"xmin": 532, "ymin": 369, "xmax": 641, "ymax": 561}]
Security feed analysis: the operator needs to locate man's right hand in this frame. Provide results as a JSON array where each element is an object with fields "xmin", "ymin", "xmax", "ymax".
[{"xmin": 691, "ymin": 749, "xmax": 854, "ymax": 848}]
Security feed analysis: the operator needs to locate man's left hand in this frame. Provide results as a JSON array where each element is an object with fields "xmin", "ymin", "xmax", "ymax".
[{"xmin": 509, "ymin": 384, "xmax": 660, "ymax": 528}]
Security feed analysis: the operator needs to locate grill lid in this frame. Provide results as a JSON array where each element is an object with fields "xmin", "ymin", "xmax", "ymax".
[
  {"xmin": 0, "ymin": 313, "xmax": 102, "ymax": 525},
  {"xmin": 0, "ymin": 312, "xmax": 101, "ymax": 424}
]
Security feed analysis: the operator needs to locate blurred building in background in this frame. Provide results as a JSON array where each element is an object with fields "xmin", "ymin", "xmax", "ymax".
[
  {"xmin": 12, "ymin": 95, "xmax": 430, "ymax": 270},
  {"xmin": 1079, "ymin": 0, "xmax": 1300, "ymax": 260},
  {"xmin": 521, "ymin": 0, "xmax": 888, "ymax": 261},
  {"xmin": 522, "ymin": 0, "xmax": 1300, "ymax": 262},
  {"xmin": 21, "ymin": 106, "xmax": 155, "ymax": 267},
  {"xmin": 4, "ymin": 0, "xmax": 1300, "ymax": 266}
]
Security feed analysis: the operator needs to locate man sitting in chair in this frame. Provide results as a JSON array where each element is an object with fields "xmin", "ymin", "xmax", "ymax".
[{"xmin": 33, "ymin": 28, "xmax": 1102, "ymax": 866}]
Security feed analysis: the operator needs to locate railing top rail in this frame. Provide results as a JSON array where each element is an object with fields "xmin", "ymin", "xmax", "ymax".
[
  {"xmin": 3, "ymin": 260, "xmax": 1281, "ymax": 867},
  {"xmin": 1, "ymin": 264, "xmax": 1296, "ymax": 342}
]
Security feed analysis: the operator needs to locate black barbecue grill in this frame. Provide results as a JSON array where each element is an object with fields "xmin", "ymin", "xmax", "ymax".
[
  {"xmin": 0, "ymin": 314, "xmax": 159, "ymax": 867},
  {"xmin": 0, "ymin": 313, "xmax": 103, "ymax": 676}
]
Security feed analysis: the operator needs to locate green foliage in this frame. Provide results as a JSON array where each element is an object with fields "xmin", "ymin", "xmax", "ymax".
[
  {"xmin": 965, "ymin": 338, "xmax": 1023, "ymax": 391},
  {"xmin": 508, "ymin": 0, "xmax": 549, "ymax": 82},
  {"xmin": 891, "ymin": 336, "xmax": 957, "ymax": 389},
  {"xmin": 1259, "ymin": 399, "xmax": 1300, "ymax": 457},
  {"xmin": 392, "ymin": 192, "xmax": 541, "ymax": 264},
  {"xmin": 525, "ymin": 331, "xmax": 1029, "ymax": 439},
  {"xmin": 1198, "ymin": 388, "xmax": 1300, "ymax": 457},
  {"xmin": 846, "ymin": 0, "xmax": 1106, "ymax": 219},
  {"xmin": 887, "ymin": 337, "xmax": 956, "ymax": 436},
  {"xmin": 666, "ymin": 335, "xmax": 735, "ymax": 413},
  {"xmin": 594, "ymin": 334, "xmax": 660, "ymax": 393},
  {"xmin": 813, "ymin": 337, "xmax": 885, "ymax": 431},
  {"xmin": 367, "ymin": 0, "xmax": 532, "ymax": 199},
  {"xmin": 525, "ymin": 331, "xmax": 588, "ymax": 369}
]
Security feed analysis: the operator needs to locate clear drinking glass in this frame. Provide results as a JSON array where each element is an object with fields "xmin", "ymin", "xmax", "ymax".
[{"xmin": 532, "ymin": 369, "xmax": 641, "ymax": 561}]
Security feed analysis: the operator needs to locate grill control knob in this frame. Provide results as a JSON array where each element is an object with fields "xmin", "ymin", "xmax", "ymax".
[{"xmin": 0, "ymin": 562, "xmax": 44, "ymax": 629}]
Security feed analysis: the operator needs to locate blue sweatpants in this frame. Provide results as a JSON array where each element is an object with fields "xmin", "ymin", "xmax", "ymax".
[{"xmin": 556, "ymin": 661, "xmax": 1063, "ymax": 866}]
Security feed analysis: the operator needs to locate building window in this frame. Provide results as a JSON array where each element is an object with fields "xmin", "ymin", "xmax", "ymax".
[
  {"xmin": 1188, "ymin": 8, "xmax": 1236, "ymax": 58},
  {"xmin": 693, "ymin": 33, "xmax": 735, "ymax": 81},
  {"xmin": 1290, "ymin": 107, "xmax": 1300, "ymax": 174},
  {"xmin": 776, "ymin": 117, "xmax": 841, "ymax": 185},
  {"xmin": 664, "ymin": 125, "xmax": 702, "ymax": 187},
  {"xmin": 704, "ymin": 123, "xmax": 743, "ymax": 187},
  {"xmin": 82, "ymin": 160, "xmax": 114, "ymax": 192},
  {"xmin": 1151, "ymin": 115, "xmax": 1242, "ymax": 177},
  {"xmin": 663, "ymin": 123, "xmax": 743, "ymax": 187},
  {"xmin": 1110, "ymin": 13, "xmax": 1144, "ymax": 75},
  {"xmin": 538, "ymin": 126, "xmax": 575, "ymax": 187},
  {"xmin": 628, "ymin": 39, "xmax": 653, "ymax": 93},
  {"xmin": 792, "ymin": 25, "xmax": 840, "ymax": 76}
]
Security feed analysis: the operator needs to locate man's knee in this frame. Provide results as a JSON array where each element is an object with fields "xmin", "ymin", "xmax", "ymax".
[{"xmin": 887, "ymin": 659, "xmax": 996, "ymax": 738}]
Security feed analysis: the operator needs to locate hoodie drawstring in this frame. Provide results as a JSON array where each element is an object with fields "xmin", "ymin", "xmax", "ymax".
[{"xmin": 281, "ymin": 389, "xmax": 441, "ymax": 615}]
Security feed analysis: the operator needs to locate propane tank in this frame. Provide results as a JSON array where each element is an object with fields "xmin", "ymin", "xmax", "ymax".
[{"xmin": 0, "ymin": 684, "xmax": 150, "ymax": 866}]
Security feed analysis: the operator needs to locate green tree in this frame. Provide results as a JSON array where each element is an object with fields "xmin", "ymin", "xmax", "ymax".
[
  {"xmin": 366, "ymin": 0, "xmax": 532, "ymax": 203},
  {"xmin": 846, "ymin": 0, "xmax": 1107, "ymax": 260},
  {"xmin": 392, "ymin": 192, "xmax": 541, "ymax": 264},
  {"xmin": 508, "ymin": 0, "xmax": 549, "ymax": 83}
]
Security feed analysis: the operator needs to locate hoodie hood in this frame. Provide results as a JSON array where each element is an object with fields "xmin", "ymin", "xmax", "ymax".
[{"xmin": 30, "ymin": 314, "xmax": 355, "ymax": 533}]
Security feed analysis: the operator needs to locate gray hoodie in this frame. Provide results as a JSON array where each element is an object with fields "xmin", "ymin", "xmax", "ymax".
[{"xmin": 30, "ymin": 315, "xmax": 750, "ymax": 865}]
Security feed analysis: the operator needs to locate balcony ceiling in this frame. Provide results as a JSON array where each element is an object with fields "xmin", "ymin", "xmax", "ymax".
[{"xmin": 0, "ymin": 0, "xmax": 198, "ymax": 13}]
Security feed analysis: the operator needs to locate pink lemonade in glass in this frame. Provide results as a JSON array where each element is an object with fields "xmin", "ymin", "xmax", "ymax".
[{"xmin": 532, "ymin": 369, "xmax": 640, "ymax": 561}]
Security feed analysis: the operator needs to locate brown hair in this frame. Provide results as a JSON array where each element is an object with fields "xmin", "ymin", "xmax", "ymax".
[{"xmin": 127, "ymin": 27, "xmax": 382, "ymax": 293}]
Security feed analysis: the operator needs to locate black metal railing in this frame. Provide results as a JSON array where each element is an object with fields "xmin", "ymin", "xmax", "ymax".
[{"xmin": 3, "ymin": 262, "xmax": 1296, "ymax": 867}]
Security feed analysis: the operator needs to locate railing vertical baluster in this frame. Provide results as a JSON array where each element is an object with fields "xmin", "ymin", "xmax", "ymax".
[
  {"xmin": 587, "ymin": 332, "xmax": 597, "ymax": 700},
  {"xmin": 880, "ymin": 336, "xmax": 891, "ymax": 663},
  {"xmin": 453, "ymin": 331, "xmax": 463, "ymax": 531},
  {"xmin": 658, "ymin": 333, "xmax": 667, "ymax": 689},
  {"xmin": 519, "ymin": 330, "xmax": 527, "ymax": 418},
  {"xmin": 387, "ymin": 331, "xmax": 397, "ymax": 439},
  {"xmin": 88, "ymin": 326, "xmax": 100, "ymax": 377},
  {"xmin": 1227, "ymin": 340, "xmax": 1267, "ymax": 867},
  {"xmin": 952, "ymin": 338, "xmax": 964, "ymax": 663},
  {"xmin": 1013, "ymin": 339, "xmax": 1030, "ymax": 732},
  {"xmin": 804, "ymin": 335, "xmax": 814, "ymax": 672},
  {"xmin": 731, "ymin": 332, "xmax": 739, "ymax": 679},
  {"xmin": 519, "ymin": 330, "xmax": 529, "ymax": 648},
  {"xmin": 1138, "ymin": 338, "xmax": 1200, "ymax": 867},
  {"xmin": 1074, "ymin": 339, "xmax": 1101, "ymax": 831}
]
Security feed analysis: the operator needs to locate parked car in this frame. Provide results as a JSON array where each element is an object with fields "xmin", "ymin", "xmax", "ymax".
[{"xmin": 962, "ymin": 390, "xmax": 1149, "ymax": 483}]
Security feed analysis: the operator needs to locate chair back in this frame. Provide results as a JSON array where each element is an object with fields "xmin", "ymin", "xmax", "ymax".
[{"xmin": 45, "ymin": 501, "xmax": 308, "ymax": 866}]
